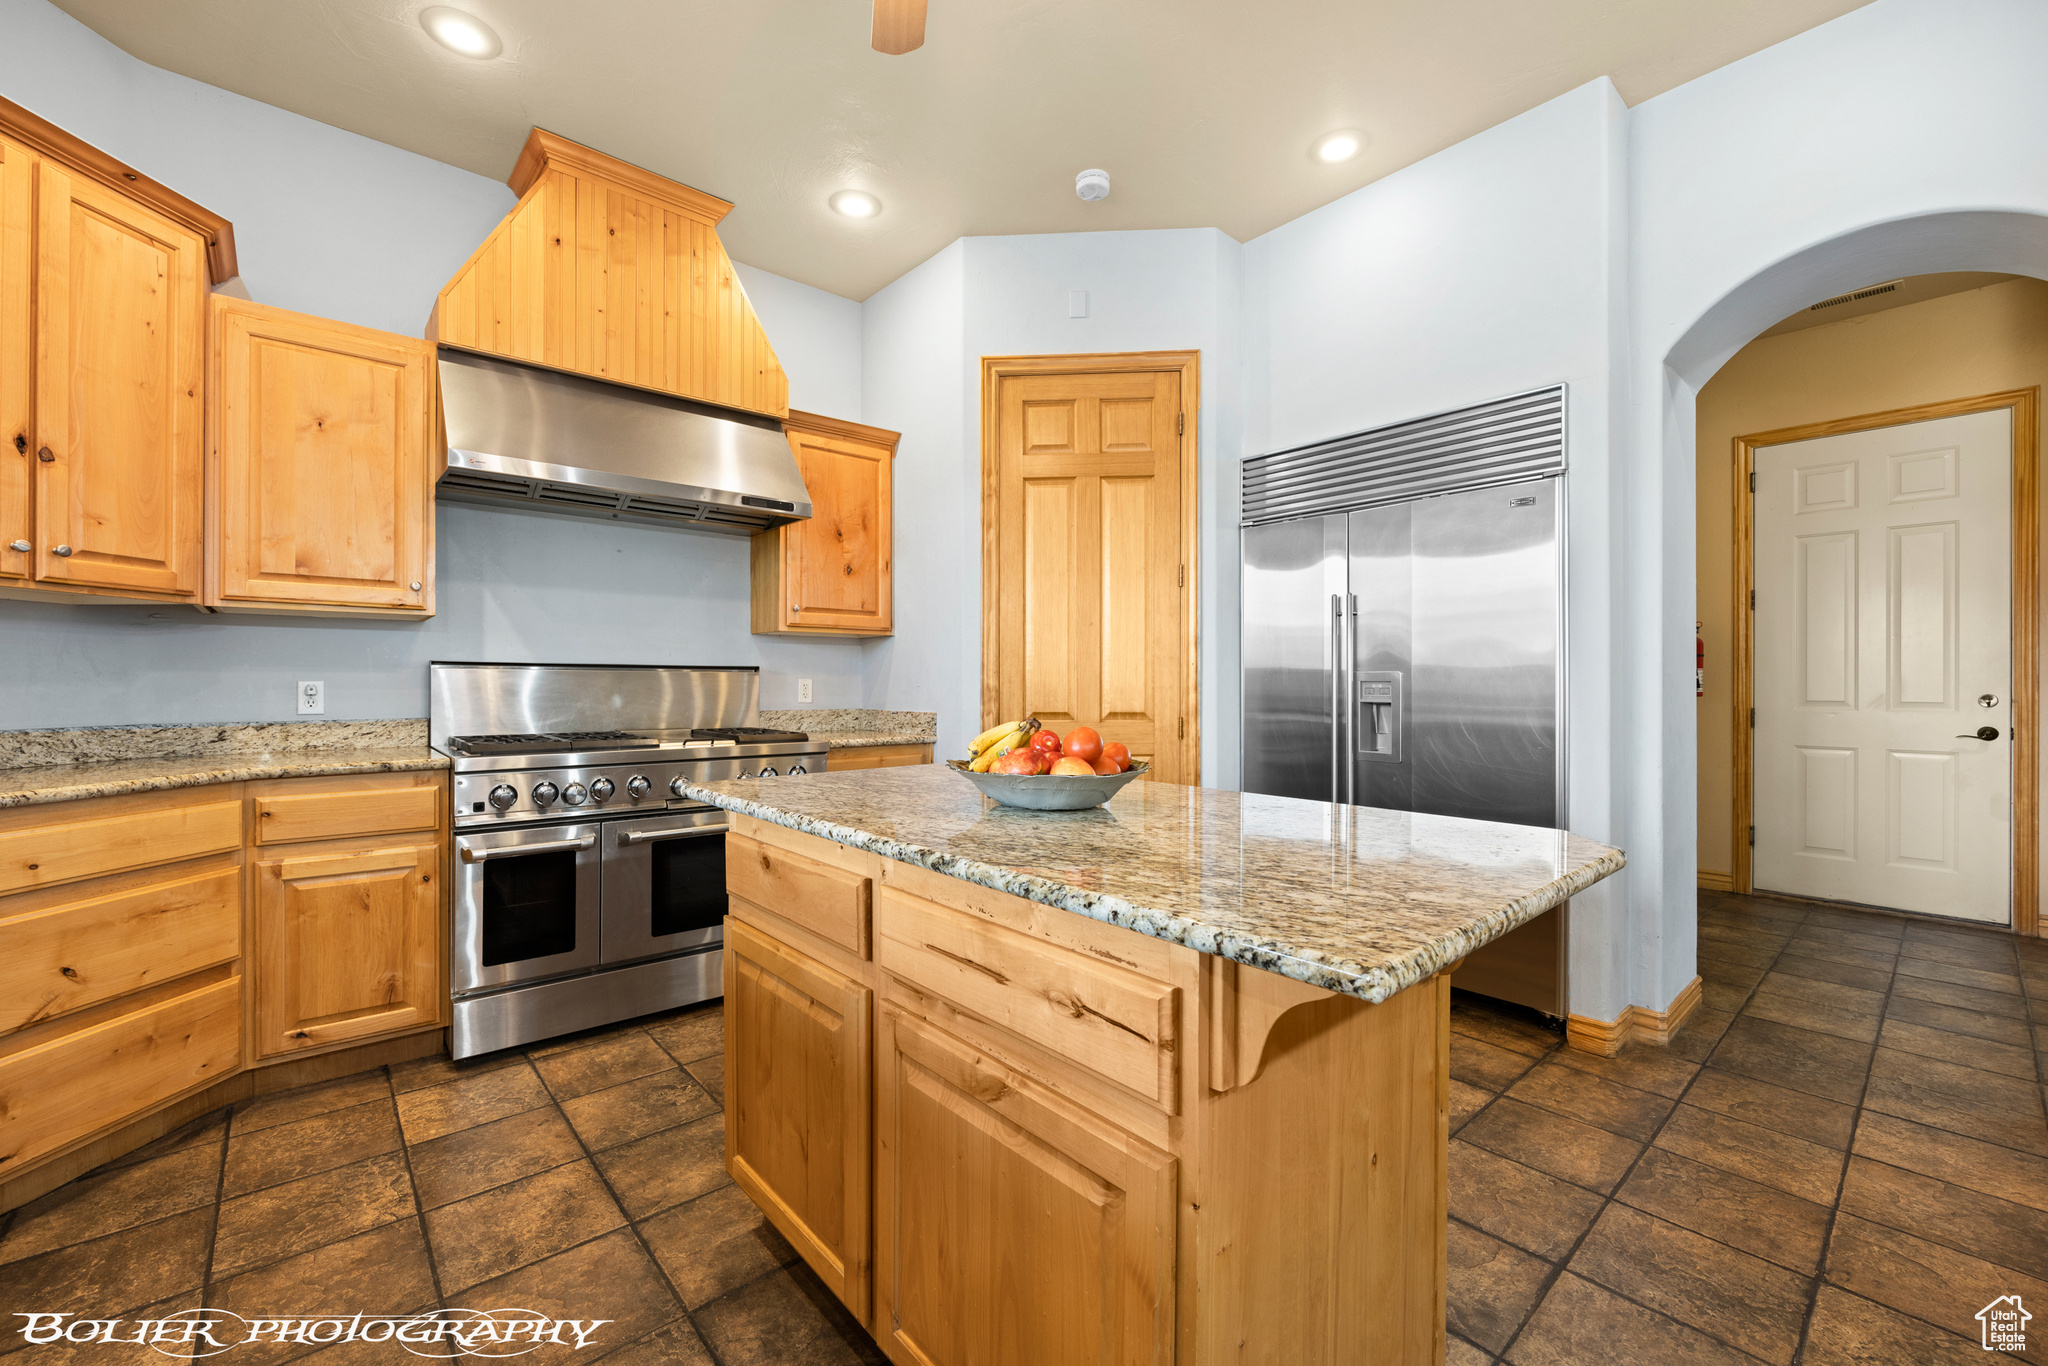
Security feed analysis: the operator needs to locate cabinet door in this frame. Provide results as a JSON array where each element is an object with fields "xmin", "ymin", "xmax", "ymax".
[
  {"xmin": 33, "ymin": 162, "xmax": 204, "ymax": 596},
  {"xmin": 254, "ymin": 842, "xmax": 443, "ymax": 1058},
  {"xmin": 210, "ymin": 297, "xmax": 434, "ymax": 611},
  {"xmin": 725, "ymin": 918, "xmax": 872, "ymax": 1320},
  {"xmin": 0, "ymin": 134, "xmax": 30, "ymax": 582},
  {"xmin": 876, "ymin": 1005, "xmax": 1177, "ymax": 1366},
  {"xmin": 782, "ymin": 429, "xmax": 891, "ymax": 633}
]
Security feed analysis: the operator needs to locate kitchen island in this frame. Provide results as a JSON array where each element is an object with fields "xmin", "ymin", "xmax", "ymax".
[{"xmin": 685, "ymin": 765, "xmax": 1623, "ymax": 1366}]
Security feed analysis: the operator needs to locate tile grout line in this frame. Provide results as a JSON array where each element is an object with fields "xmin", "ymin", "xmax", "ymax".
[
  {"xmin": 198, "ymin": 1102, "xmax": 234, "ymax": 1315},
  {"xmin": 388, "ymin": 1063, "xmax": 453, "ymax": 1313}
]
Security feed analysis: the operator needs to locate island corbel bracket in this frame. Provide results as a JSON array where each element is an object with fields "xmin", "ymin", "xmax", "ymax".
[{"xmin": 1206, "ymin": 955, "xmax": 1465, "ymax": 1091}]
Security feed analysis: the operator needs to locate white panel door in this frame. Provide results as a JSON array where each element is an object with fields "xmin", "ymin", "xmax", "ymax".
[{"xmin": 1753, "ymin": 409, "xmax": 2011, "ymax": 924}]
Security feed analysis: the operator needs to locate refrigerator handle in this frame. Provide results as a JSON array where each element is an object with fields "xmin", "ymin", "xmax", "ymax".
[
  {"xmin": 1330, "ymin": 594, "xmax": 1344, "ymax": 807},
  {"xmin": 1344, "ymin": 593, "xmax": 1358, "ymax": 806}
]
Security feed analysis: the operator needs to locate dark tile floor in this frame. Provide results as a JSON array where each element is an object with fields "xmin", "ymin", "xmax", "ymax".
[
  {"xmin": 1446, "ymin": 891, "xmax": 2048, "ymax": 1364},
  {"xmin": 2, "ymin": 892, "xmax": 2043, "ymax": 1363}
]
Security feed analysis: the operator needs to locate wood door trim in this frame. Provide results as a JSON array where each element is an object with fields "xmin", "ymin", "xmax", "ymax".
[
  {"xmin": 0, "ymin": 94, "xmax": 236, "ymax": 283},
  {"xmin": 979, "ymin": 350, "xmax": 1202, "ymax": 783},
  {"xmin": 785, "ymin": 409, "xmax": 901, "ymax": 452},
  {"xmin": 1731, "ymin": 387, "xmax": 2040, "ymax": 936}
]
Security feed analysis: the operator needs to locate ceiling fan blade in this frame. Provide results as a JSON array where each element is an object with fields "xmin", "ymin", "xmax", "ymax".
[{"xmin": 871, "ymin": 0, "xmax": 926, "ymax": 54}]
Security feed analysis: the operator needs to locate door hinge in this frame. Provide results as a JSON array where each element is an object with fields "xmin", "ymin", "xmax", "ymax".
[
  {"xmin": 1178, "ymin": 412, "xmax": 1185, "ymax": 436},
  {"xmin": 1749, "ymin": 471, "xmax": 1756, "ymax": 493},
  {"xmin": 1178, "ymin": 717, "xmax": 1185, "ymax": 739},
  {"xmin": 1749, "ymin": 589, "xmax": 1755, "ymax": 610},
  {"xmin": 1748, "ymin": 824, "xmax": 1755, "ymax": 846},
  {"xmin": 1178, "ymin": 564, "xmax": 1185, "ymax": 588},
  {"xmin": 1749, "ymin": 707, "xmax": 1755, "ymax": 728}
]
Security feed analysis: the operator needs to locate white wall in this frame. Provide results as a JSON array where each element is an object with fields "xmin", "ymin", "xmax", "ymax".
[
  {"xmin": 0, "ymin": 0, "xmax": 872, "ymax": 729},
  {"xmin": 1241, "ymin": 79, "xmax": 1637, "ymax": 1020}
]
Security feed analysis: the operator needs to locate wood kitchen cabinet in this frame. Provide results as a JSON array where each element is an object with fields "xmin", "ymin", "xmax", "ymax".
[
  {"xmin": 751, "ymin": 411, "xmax": 898, "ymax": 636},
  {"xmin": 0, "ymin": 132, "xmax": 30, "ymax": 584},
  {"xmin": 822, "ymin": 743, "xmax": 931, "ymax": 772},
  {"xmin": 208, "ymin": 296, "xmax": 437, "ymax": 615},
  {"xmin": 724, "ymin": 917, "xmax": 873, "ymax": 1321},
  {"xmin": 875, "ymin": 1006, "xmax": 1178, "ymax": 1366}
]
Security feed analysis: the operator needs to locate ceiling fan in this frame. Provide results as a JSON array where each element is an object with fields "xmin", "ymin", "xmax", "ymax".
[{"xmin": 872, "ymin": 0, "xmax": 927, "ymax": 54}]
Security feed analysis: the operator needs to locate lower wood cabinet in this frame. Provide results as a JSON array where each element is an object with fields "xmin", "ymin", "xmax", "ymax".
[
  {"xmin": 874, "ymin": 1005, "xmax": 1177, "ymax": 1366},
  {"xmin": 724, "ymin": 917, "xmax": 873, "ymax": 1321},
  {"xmin": 254, "ymin": 840, "xmax": 442, "ymax": 1058},
  {"xmin": 824, "ymin": 743, "xmax": 932, "ymax": 772}
]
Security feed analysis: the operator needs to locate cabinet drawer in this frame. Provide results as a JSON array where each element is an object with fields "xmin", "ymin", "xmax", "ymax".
[
  {"xmin": 0, "ymin": 868, "xmax": 241, "ymax": 1034},
  {"xmin": 0, "ymin": 800, "xmax": 240, "ymax": 895},
  {"xmin": 0, "ymin": 975, "xmax": 241, "ymax": 1176},
  {"xmin": 727, "ymin": 833, "xmax": 871, "ymax": 957},
  {"xmin": 255, "ymin": 785, "xmax": 440, "ymax": 845},
  {"xmin": 875, "ymin": 889, "xmax": 1179, "ymax": 1112}
]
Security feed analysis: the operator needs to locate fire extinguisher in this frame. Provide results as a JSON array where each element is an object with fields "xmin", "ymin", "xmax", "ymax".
[{"xmin": 1696, "ymin": 621, "xmax": 1705, "ymax": 698}]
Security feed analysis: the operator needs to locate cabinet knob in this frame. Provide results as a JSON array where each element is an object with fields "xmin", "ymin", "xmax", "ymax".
[
  {"xmin": 51, "ymin": 544, "xmax": 72, "ymax": 557},
  {"xmin": 5, "ymin": 540, "xmax": 27, "ymax": 553},
  {"xmin": 410, "ymin": 581, "xmax": 422, "ymax": 591}
]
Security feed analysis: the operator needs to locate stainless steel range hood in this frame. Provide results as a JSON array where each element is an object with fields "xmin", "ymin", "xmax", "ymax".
[{"xmin": 435, "ymin": 348, "xmax": 812, "ymax": 534}]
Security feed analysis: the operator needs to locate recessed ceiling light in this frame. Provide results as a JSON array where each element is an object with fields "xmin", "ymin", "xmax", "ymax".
[
  {"xmin": 829, "ymin": 190, "xmax": 881, "ymax": 219},
  {"xmin": 1314, "ymin": 130, "xmax": 1366, "ymax": 164},
  {"xmin": 420, "ymin": 6, "xmax": 502, "ymax": 59}
]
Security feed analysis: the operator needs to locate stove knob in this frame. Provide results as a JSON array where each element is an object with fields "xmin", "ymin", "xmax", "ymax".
[
  {"xmin": 788, "ymin": 765, "xmax": 807, "ymax": 776},
  {"xmin": 589, "ymin": 777, "xmax": 615, "ymax": 802},
  {"xmin": 626, "ymin": 775, "xmax": 652, "ymax": 799},
  {"xmin": 562, "ymin": 782, "xmax": 588, "ymax": 806},
  {"xmin": 487, "ymin": 783, "xmax": 518, "ymax": 810},
  {"xmin": 531, "ymin": 782, "xmax": 559, "ymax": 808},
  {"xmin": 668, "ymin": 776, "xmax": 689, "ymax": 798},
  {"xmin": 759, "ymin": 766, "xmax": 779, "ymax": 778}
]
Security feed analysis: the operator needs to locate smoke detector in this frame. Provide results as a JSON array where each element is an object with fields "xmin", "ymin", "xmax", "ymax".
[{"xmin": 1075, "ymin": 169, "xmax": 1111, "ymax": 202}]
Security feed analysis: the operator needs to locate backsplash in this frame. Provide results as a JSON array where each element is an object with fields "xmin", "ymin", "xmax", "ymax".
[{"xmin": 0, "ymin": 719, "xmax": 430, "ymax": 769}]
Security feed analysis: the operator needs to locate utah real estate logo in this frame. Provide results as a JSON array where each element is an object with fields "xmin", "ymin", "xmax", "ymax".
[{"xmin": 1979, "ymin": 1295, "xmax": 2030, "ymax": 1354}]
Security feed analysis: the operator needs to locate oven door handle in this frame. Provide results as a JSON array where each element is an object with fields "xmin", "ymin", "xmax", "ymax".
[
  {"xmin": 617, "ymin": 825, "xmax": 727, "ymax": 846},
  {"xmin": 459, "ymin": 835, "xmax": 597, "ymax": 863}
]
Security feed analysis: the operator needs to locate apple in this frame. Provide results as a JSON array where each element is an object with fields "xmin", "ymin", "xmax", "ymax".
[
  {"xmin": 1100, "ymin": 741, "xmax": 1131, "ymax": 772},
  {"xmin": 1091, "ymin": 756, "xmax": 1121, "ymax": 775},
  {"xmin": 1049, "ymin": 756, "xmax": 1096, "ymax": 777},
  {"xmin": 1063, "ymin": 727, "xmax": 1102, "ymax": 762},
  {"xmin": 993, "ymin": 749, "xmax": 1041, "ymax": 775},
  {"xmin": 1028, "ymin": 729, "xmax": 1063, "ymax": 759}
]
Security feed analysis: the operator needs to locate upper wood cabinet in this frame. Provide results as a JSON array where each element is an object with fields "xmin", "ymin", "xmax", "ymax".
[
  {"xmin": 0, "ymin": 134, "xmax": 30, "ymax": 585},
  {"xmin": 431, "ymin": 128, "xmax": 789, "ymax": 420},
  {"xmin": 751, "ymin": 411, "xmax": 897, "ymax": 636},
  {"xmin": 207, "ymin": 297, "xmax": 436, "ymax": 615},
  {"xmin": 33, "ymin": 162, "xmax": 207, "ymax": 599}
]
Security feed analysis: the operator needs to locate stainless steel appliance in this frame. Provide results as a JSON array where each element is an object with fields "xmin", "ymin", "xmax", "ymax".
[
  {"xmin": 432, "ymin": 662, "xmax": 825, "ymax": 1057},
  {"xmin": 1239, "ymin": 386, "xmax": 1570, "ymax": 1015}
]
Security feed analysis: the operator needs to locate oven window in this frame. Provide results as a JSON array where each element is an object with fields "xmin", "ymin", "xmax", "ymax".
[
  {"xmin": 481, "ymin": 849, "xmax": 579, "ymax": 966},
  {"xmin": 650, "ymin": 833, "xmax": 727, "ymax": 938}
]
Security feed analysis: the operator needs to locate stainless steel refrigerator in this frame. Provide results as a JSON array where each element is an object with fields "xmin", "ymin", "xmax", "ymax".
[{"xmin": 1240, "ymin": 388, "xmax": 1568, "ymax": 1015}]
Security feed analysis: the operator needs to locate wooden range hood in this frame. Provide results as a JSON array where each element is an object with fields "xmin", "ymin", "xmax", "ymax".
[{"xmin": 429, "ymin": 129, "xmax": 788, "ymax": 420}]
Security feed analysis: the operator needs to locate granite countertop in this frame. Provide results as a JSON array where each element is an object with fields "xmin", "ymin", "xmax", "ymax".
[
  {"xmin": 685, "ymin": 765, "xmax": 1624, "ymax": 1004},
  {"xmin": 0, "ymin": 721, "xmax": 446, "ymax": 809},
  {"xmin": 758, "ymin": 708, "xmax": 937, "ymax": 751}
]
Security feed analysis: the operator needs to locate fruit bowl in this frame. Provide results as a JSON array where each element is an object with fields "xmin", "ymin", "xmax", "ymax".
[{"xmin": 946, "ymin": 759, "xmax": 1150, "ymax": 811}]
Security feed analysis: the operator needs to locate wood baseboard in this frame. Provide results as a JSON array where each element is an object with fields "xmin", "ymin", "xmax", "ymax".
[
  {"xmin": 1565, "ymin": 976, "xmax": 1705, "ymax": 1057},
  {"xmin": 1696, "ymin": 871, "xmax": 1735, "ymax": 892}
]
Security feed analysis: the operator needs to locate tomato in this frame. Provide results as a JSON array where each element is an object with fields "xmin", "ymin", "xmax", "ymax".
[
  {"xmin": 1062, "ymin": 726, "xmax": 1103, "ymax": 762},
  {"xmin": 1091, "ymin": 756, "xmax": 1121, "ymax": 775},
  {"xmin": 1100, "ymin": 741, "xmax": 1131, "ymax": 772},
  {"xmin": 1028, "ymin": 729, "xmax": 1063, "ymax": 759}
]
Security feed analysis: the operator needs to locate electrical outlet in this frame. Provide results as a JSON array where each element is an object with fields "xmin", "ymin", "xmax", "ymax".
[
  {"xmin": 297, "ymin": 681, "xmax": 325, "ymax": 715},
  {"xmin": 798, "ymin": 678, "xmax": 813, "ymax": 704}
]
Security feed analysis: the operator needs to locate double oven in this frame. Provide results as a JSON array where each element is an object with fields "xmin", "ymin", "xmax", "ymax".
[{"xmin": 433, "ymin": 663, "xmax": 825, "ymax": 1057}]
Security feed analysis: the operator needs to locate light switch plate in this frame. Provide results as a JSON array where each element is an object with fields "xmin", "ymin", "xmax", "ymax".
[
  {"xmin": 298, "ymin": 680, "xmax": 325, "ymax": 715},
  {"xmin": 1068, "ymin": 289, "xmax": 1089, "ymax": 318},
  {"xmin": 798, "ymin": 678, "xmax": 813, "ymax": 704}
]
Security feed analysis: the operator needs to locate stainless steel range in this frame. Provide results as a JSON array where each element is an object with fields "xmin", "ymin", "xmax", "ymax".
[{"xmin": 431, "ymin": 662, "xmax": 824, "ymax": 1058}]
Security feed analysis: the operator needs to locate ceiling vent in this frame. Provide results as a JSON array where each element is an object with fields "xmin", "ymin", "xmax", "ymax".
[{"xmin": 1809, "ymin": 279, "xmax": 1903, "ymax": 312}]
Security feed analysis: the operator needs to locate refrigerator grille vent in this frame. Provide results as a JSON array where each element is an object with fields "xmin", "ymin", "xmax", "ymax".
[{"xmin": 1240, "ymin": 384, "xmax": 1565, "ymax": 525}]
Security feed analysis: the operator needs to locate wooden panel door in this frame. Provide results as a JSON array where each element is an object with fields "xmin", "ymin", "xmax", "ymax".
[
  {"xmin": 990, "ymin": 367, "xmax": 1189, "ymax": 781},
  {"xmin": 875, "ymin": 1005, "xmax": 1176, "ymax": 1366},
  {"xmin": 253, "ymin": 842, "xmax": 443, "ymax": 1057},
  {"xmin": 0, "ymin": 133, "xmax": 29, "ymax": 582},
  {"xmin": 782, "ymin": 428, "xmax": 893, "ymax": 634},
  {"xmin": 724, "ymin": 918, "xmax": 872, "ymax": 1320},
  {"xmin": 33, "ymin": 161, "xmax": 204, "ymax": 596},
  {"xmin": 210, "ymin": 297, "xmax": 435, "ymax": 612}
]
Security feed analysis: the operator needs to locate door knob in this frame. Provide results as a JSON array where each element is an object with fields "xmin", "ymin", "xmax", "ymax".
[{"xmin": 1957, "ymin": 726, "xmax": 2001, "ymax": 741}]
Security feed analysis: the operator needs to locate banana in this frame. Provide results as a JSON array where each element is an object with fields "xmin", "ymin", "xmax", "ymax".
[
  {"xmin": 969, "ymin": 719, "xmax": 1023, "ymax": 756},
  {"xmin": 969, "ymin": 717, "xmax": 1037, "ymax": 770}
]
